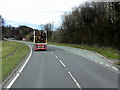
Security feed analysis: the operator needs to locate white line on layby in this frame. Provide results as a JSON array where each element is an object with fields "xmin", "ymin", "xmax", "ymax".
[
  {"xmin": 100, "ymin": 62, "xmax": 103, "ymax": 64},
  {"xmin": 90, "ymin": 59, "xmax": 93, "ymax": 61},
  {"xmin": 94, "ymin": 60, "xmax": 98, "ymax": 62},
  {"xmin": 7, "ymin": 45, "xmax": 32, "ymax": 88},
  {"xmin": 105, "ymin": 64, "xmax": 110, "ymax": 67},
  {"xmin": 112, "ymin": 67, "xmax": 118, "ymax": 71}
]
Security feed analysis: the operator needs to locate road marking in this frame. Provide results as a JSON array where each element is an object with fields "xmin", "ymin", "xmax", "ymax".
[
  {"xmin": 83, "ymin": 56, "xmax": 86, "ymax": 58},
  {"xmin": 55, "ymin": 55, "xmax": 58, "ymax": 59},
  {"xmin": 108, "ymin": 60, "xmax": 113, "ymax": 63},
  {"xmin": 59, "ymin": 60, "xmax": 66, "ymax": 68},
  {"xmin": 105, "ymin": 64, "xmax": 110, "ymax": 67},
  {"xmin": 57, "ymin": 58, "xmax": 81, "ymax": 88},
  {"xmin": 94, "ymin": 60, "xmax": 98, "ymax": 62},
  {"xmin": 86, "ymin": 57, "xmax": 89, "ymax": 59},
  {"xmin": 7, "ymin": 73, "xmax": 20, "ymax": 88},
  {"xmin": 65, "ymin": 67, "xmax": 68, "ymax": 70},
  {"xmin": 96, "ymin": 52, "xmax": 113, "ymax": 64},
  {"xmin": 68, "ymin": 71, "xmax": 81, "ymax": 88},
  {"xmin": 112, "ymin": 67, "xmax": 118, "ymax": 71},
  {"xmin": 7, "ymin": 45, "xmax": 32, "ymax": 88},
  {"xmin": 100, "ymin": 62, "xmax": 103, "ymax": 64},
  {"xmin": 68, "ymin": 71, "xmax": 73, "ymax": 77},
  {"xmin": 90, "ymin": 59, "xmax": 93, "ymax": 61},
  {"xmin": 50, "ymin": 52, "xmax": 53, "ymax": 54}
]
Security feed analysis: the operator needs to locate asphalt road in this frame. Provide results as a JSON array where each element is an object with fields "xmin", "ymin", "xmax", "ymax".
[{"xmin": 4, "ymin": 41, "xmax": 119, "ymax": 89}]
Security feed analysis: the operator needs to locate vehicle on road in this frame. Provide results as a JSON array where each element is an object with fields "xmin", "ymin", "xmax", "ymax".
[{"xmin": 34, "ymin": 30, "xmax": 47, "ymax": 51}]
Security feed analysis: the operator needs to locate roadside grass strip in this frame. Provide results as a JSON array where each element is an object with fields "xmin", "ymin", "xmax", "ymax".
[
  {"xmin": 1, "ymin": 41, "xmax": 19, "ymax": 59},
  {"xmin": 6, "ymin": 45, "xmax": 32, "ymax": 88},
  {"xmin": 0, "ymin": 41, "xmax": 29, "ymax": 80}
]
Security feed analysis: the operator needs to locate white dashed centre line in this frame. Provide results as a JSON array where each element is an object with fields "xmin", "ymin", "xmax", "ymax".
[
  {"xmin": 59, "ymin": 60, "xmax": 66, "ymax": 68},
  {"xmin": 55, "ymin": 55, "xmax": 58, "ymax": 59},
  {"xmin": 54, "ymin": 55, "xmax": 82, "ymax": 89},
  {"xmin": 68, "ymin": 71, "xmax": 73, "ymax": 77},
  {"xmin": 50, "ymin": 52, "xmax": 53, "ymax": 54},
  {"xmin": 68, "ymin": 71, "xmax": 81, "ymax": 88}
]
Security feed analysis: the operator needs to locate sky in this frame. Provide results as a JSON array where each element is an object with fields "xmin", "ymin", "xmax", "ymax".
[{"xmin": 0, "ymin": 0, "xmax": 87, "ymax": 29}]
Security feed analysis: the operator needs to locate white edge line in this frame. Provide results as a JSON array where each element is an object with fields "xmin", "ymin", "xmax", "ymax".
[
  {"xmin": 7, "ymin": 45, "xmax": 32, "ymax": 88},
  {"xmin": 59, "ymin": 60, "xmax": 66, "ymax": 67},
  {"xmin": 6, "ymin": 73, "xmax": 20, "ymax": 88},
  {"xmin": 55, "ymin": 55, "xmax": 58, "ymax": 59}
]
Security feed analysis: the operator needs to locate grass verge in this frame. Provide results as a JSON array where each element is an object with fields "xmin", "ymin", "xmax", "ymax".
[
  {"xmin": 0, "ymin": 41, "xmax": 29, "ymax": 80},
  {"xmin": 1, "ymin": 41, "xmax": 19, "ymax": 58},
  {"xmin": 48, "ymin": 42, "xmax": 118, "ymax": 60}
]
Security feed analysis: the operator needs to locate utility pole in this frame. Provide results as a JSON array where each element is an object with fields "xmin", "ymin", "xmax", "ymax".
[
  {"xmin": 52, "ymin": 22, "xmax": 54, "ymax": 39},
  {"xmin": 52, "ymin": 22, "xmax": 54, "ymax": 31},
  {"xmin": 0, "ymin": 15, "xmax": 2, "ymax": 40}
]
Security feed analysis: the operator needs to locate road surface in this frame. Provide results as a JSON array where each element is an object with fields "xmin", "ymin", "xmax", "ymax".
[{"xmin": 4, "ymin": 41, "xmax": 119, "ymax": 89}]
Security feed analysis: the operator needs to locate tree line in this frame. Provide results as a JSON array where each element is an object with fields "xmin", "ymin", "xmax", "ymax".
[
  {"xmin": 1, "ymin": 2, "xmax": 120, "ymax": 49},
  {"xmin": 51, "ymin": 2, "xmax": 120, "ymax": 49},
  {"xmin": 1, "ymin": 20, "xmax": 53, "ymax": 42},
  {"xmin": 2, "ymin": 24, "xmax": 34, "ymax": 41}
]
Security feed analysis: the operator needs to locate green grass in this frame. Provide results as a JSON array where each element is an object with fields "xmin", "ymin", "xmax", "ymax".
[
  {"xmin": 1, "ymin": 41, "xmax": 19, "ymax": 58},
  {"xmin": 48, "ymin": 43, "xmax": 118, "ymax": 60},
  {"xmin": 0, "ymin": 41, "xmax": 29, "ymax": 80},
  {"xmin": 118, "ymin": 62, "xmax": 120, "ymax": 65}
]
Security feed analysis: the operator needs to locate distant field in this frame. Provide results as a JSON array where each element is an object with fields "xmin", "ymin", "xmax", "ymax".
[
  {"xmin": 0, "ymin": 41, "xmax": 29, "ymax": 80},
  {"xmin": 48, "ymin": 43, "xmax": 118, "ymax": 60}
]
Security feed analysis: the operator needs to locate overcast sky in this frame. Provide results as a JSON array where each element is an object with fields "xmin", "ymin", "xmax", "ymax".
[{"xmin": 0, "ymin": 0, "xmax": 88, "ymax": 29}]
